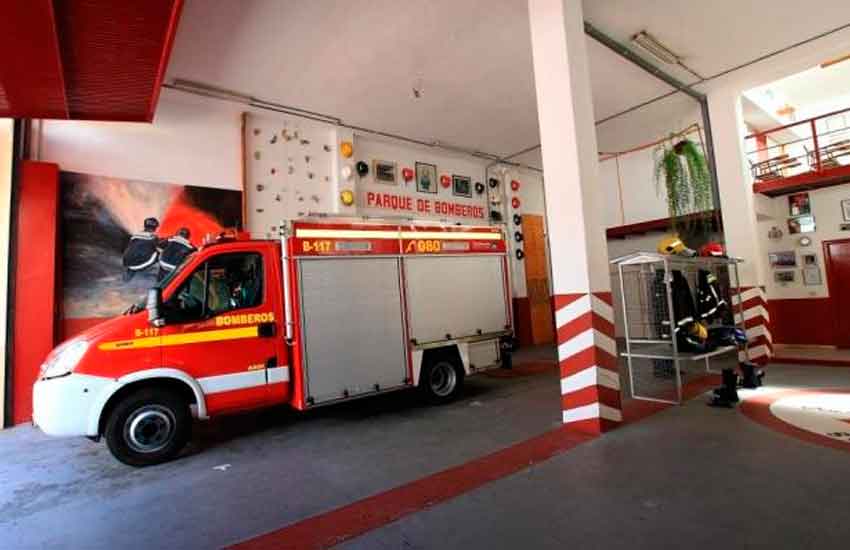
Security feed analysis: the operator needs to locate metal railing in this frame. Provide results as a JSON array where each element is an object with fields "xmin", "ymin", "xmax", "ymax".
[{"xmin": 745, "ymin": 106, "xmax": 850, "ymax": 183}]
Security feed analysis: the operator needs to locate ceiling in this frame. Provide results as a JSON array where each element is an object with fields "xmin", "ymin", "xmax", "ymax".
[
  {"xmin": 0, "ymin": 0, "xmax": 183, "ymax": 121},
  {"xmin": 166, "ymin": 0, "xmax": 677, "ymax": 159},
  {"xmin": 41, "ymin": 0, "xmax": 838, "ymax": 160},
  {"xmin": 764, "ymin": 60, "xmax": 850, "ymax": 113}
]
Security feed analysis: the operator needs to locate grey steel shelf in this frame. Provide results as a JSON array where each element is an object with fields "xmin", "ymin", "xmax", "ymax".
[
  {"xmin": 620, "ymin": 344, "xmax": 737, "ymax": 361},
  {"xmin": 611, "ymin": 251, "xmax": 748, "ymax": 405}
]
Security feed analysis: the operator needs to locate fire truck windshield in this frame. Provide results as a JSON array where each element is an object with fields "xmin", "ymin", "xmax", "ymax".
[
  {"xmin": 124, "ymin": 253, "xmax": 197, "ymax": 315},
  {"xmin": 156, "ymin": 252, "xmax": 196, "ymax": 289}
]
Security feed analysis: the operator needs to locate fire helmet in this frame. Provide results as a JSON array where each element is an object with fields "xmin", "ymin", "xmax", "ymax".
[
  {"xmin": 657, "ymin": 235, "xmax": 695, "ymax": 257},
  {"xmin": 699, "ymin": 242, "xmax": 726, "ymax": 257}
]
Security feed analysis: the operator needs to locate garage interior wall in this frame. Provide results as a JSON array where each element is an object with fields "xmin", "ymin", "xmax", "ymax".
[
  {"xmin": 36, "ymin": 88, "xmax": 717, "ymax": 348},
  {"xmin": 0, "ymin": 119, "xmax": 14, "ymax": 427}
]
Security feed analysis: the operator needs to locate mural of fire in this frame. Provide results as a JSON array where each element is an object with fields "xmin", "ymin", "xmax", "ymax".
[{"xmin": 59, "ymin": 172, "xmax": 242, "ymax": 339}]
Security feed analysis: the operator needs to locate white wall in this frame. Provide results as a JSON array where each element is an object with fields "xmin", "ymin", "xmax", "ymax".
[
  {"xmin": 758, "ymin": 183, "xmax": 850, "ymax": 300},
  {"xmin": 0, "ymin": 119, "xmax": 13, "ymax": 428},
  {"xmin": 40, "ymin": 89, "xmax": 243, "ymax": 191}
]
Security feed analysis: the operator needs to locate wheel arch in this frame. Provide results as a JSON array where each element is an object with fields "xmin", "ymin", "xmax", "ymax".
[
  {"xmin": 413, "ymin": 344, "xmax": 465, "ymax": 386},
  {"xmin": 89, "ymin": 368, "xmax": 207, "ymax": 436}
]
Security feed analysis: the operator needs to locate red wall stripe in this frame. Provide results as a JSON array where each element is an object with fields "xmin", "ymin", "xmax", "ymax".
[
  {"xmin": 768, "ymin": 297, "xmax": 837, "ymax": 346},
  {"xmin": 12, "ymin": 162, "xmax": 60, "ymax": 424},
  {"xmin": 561, "ymin": 384, "xmax": 621, "ymax": 410},
  {"xmin": 559, "ymin": 346, "xmax": 617, "ymax": 377}
]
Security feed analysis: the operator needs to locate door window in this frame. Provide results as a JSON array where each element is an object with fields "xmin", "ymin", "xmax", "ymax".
[{"xmin": 166, "ymin": 253, "xmax": 263, "ymax": 322}]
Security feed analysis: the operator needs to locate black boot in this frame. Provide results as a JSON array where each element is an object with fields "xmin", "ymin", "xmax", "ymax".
[
  {"xmin": 709, "ymin": 368, "xmax": 739, "ymax": 407},
  {"xmin": 739, "ymin": 361, "xmax": 764, "ymax": 389}
]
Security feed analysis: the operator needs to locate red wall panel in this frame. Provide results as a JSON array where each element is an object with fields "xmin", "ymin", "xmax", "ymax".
[
  {"xmin": 512, "ymin": 297, "xmax": 533, "ymax": 348},
  {"xmin": 12, "ymin": 161, "xmax": 59, "ymax": 424},
  {"xmin": 768, "ymin": 298, "xmax": 836, "ymax": 347}
]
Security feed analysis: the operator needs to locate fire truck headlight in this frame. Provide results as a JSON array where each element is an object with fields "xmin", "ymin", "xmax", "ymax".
[{"xmin": 41, "ymin": 340, "xmax": 89, "ymax": 380}]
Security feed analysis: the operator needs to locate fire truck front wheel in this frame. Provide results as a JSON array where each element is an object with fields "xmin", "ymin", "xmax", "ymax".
[
  {"xmin": 420, "ymin": 353, "xmax": 464, "ymax": 404},
  {"xmin": 104, "ymin": 387, "xmax": 191, "ymax": 467}
]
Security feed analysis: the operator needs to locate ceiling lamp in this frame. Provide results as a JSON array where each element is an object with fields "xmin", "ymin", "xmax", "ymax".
[
  {"xmin": 631, "ymin": 31, "xmax": 680, "ymax": 64},
  {"xmin": 630, "ymin": 30, "xmax": 704, "ymax": 81},
  {"xmin": 821, "ymin": 53, "xmax": 850, "ymax": 69}
]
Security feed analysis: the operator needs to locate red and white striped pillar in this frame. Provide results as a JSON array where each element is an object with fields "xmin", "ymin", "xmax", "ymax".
[
  {"xmin": 529, "ymin": 0, "xmax": 622, "ymax": 434},
  {"xmin": 733, "ymin": 286, "xmax": 773, "ymax": 365}
]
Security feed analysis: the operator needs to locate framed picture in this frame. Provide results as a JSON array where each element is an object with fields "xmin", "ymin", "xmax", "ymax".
[
  {"xmin": 373, "ymin": 160, "xmax": 397, "ymax": 185},
  {"xmin": 774, "ymin": 270, "xmax": 795, "ymax": 283},
  {"xmin": 788, "ymin": 215, "xmax": 815, "ymax": 234},
  {"xmin": 415, "ymin": 162, "xmax": 437, "ymax": 194},
  {"xmin": 788, "ymin": 192, "xmax": 811, "ymax": 216},
  {"xmin": 768, "ymin": 251, "xmax": 796, "ymax": 267},
  {"xmin": 452, "ymin": 175, "xmax": 472, "ymax": 198},
  {"xmin": 803, "ymin": 266, "xmax": 822, "ymax": 286},
  {"xmin": 842, "ymin": 199, "xmax": 850, "ymax": 221}
]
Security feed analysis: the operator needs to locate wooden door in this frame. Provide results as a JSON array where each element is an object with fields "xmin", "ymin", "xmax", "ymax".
[
  {"xmin": 522, "ymin": 215, "xmax": 555, "ymax": 345},
  {"xmin": 824, "ymin": 239, "xmax": 850, "ymax": 346}
]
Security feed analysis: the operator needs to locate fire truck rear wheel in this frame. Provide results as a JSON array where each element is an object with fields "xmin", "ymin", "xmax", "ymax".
[
  {"xmin": 104, "ymin": 387, "xmax": 191, "ymax": 467},
  {"xmin": 420, "ymin": 355, "xmax": 464, "ymax": 404}
]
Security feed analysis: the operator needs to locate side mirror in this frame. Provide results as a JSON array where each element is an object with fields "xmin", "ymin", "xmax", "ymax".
[{"xmin": 146, "ymin": 288, "xmax": 165, "ymax": 327}]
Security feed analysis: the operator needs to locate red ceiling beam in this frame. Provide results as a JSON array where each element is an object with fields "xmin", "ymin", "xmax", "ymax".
[
  {"xmin": 0, "ymin": 1, "xmax": 69, "ymax": 119},
  {"xmin": 0, "ymin": 0, "xmax": 183, "ymax": 122},
  {"xmin": 52, "ymin": 0, "xmax": 184, "ymax": 122}
]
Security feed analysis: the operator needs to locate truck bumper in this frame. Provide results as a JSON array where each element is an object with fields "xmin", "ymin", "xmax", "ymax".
[{"xmin": 33, "ymin": 373, "xmax": 112, "ymax": 437}]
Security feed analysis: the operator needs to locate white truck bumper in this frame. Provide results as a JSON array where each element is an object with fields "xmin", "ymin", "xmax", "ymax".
[{"xmin": 32, "ymin": 373, "xmax": 113, "ymax": 437}]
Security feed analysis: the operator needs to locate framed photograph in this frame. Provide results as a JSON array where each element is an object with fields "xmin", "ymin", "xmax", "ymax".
[
  {"xmin": 768, "ymin": 250, "xmax": 796, "ymax": 267},
  {"xmin": 842, "ymin": 199, "xmax": 850, "ymax": 221},
  {"xmin": 373, "ymin": 160, "xmax": 397, "ymax": 185},
  {"xmin": 788, "ymin": 192, "xmax": 811, "ymax": 216},
  {"xmin": 452, "ymin": 175, "xmax": 472, "ymax": 198},
  {"xmin": 803, "ymin": 266, "xmax": 822, "ymax": 286},
  {"xmin": 774, "ymin": 270, "xmax": 795, "ymax": 283},
  {"xmin": 803, "ymin": 254, "xmax": 817, "ymax": 266},
  {"xmin": 415, "ymin": 162, "xmax": 437, "ymax": 194},
  {"xmin": 788, "ymin": 215, "xmax": 815, "ymax": 234}
]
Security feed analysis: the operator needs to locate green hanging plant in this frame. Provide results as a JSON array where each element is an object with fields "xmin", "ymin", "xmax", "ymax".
[{"xmin": 654, "ymin": 137, "xmax": 713, "ymax": 233}]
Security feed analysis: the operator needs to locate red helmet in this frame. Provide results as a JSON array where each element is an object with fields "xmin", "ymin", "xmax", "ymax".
[{"xmin": 699, "ymin": 242, "xmax": 725, "ymax": 257}]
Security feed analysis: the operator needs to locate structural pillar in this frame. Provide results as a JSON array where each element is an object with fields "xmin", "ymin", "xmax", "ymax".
[
  {"xmin": 528, "ymin": 0, "xmax": 621, "ymax": 433},
  {"xmin": 708, "ymin": 88, "xmax": 772, "ymax": 365}
]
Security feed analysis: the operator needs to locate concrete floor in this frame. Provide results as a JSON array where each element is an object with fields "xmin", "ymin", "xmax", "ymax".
[{"xmin": 0, "ymin": 351, "xmax": 847, "ymax": 550}]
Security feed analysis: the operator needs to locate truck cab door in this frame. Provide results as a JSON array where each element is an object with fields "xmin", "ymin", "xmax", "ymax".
[{"xmin": 159, "ymin": 249, "xmax": 286, "ymax": 415}]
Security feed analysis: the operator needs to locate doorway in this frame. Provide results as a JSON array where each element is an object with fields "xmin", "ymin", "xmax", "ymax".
[
  {"xmin": 823, "ymin": 238, "xmax": 850, "ymax": 347},
  {"xmin": 522, "ymin": 214, "xmax": 554, "ymax": 345}
]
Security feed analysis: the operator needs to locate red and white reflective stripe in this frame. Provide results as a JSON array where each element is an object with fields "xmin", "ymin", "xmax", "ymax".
[
  {"xmin": 733, "ymin": 286, "xmax": 772, "ymax": 365},
  {"xmin": 198, "ymin": 366, "xmax": 289, "ymax": 394},
  {"xmin": 555, "ymin": 292, "xmax": 622, "ymax": 433}
]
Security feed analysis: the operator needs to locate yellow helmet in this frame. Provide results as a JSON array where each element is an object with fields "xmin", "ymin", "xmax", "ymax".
[
  {"xmin": 688, "ymin": 321, "xmax": 708, "ymax": 341},
  {"xmin": 657, "ymin": 235, "xmax": 695, "ymax": 256}
]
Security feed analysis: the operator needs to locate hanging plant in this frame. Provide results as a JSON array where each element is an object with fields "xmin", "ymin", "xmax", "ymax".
[{"xmin": 654, "ymin": 137, "xmax": 713, "ymax": 232}]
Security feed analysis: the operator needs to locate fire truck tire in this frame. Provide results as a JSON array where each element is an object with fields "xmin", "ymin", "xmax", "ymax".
[
  {"xmin": 419, "ymin": 353, "xmax": 464, "ymax": 404},
  {"xmin": 104, "ymin": 387, "xmax": 191, "ymax": 467}
]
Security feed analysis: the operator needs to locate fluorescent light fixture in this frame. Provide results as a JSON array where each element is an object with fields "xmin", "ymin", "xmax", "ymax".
[
  {"xmin": 821, "ymin": 53, "xmax": 850, "ymax": 69},
  {"xmin": 631, "ymin": 30, "xmax": 680, "ymax": 65}
]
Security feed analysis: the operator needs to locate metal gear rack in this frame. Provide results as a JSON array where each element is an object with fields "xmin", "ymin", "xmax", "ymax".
[{"xmin": 611, "ymin": 252, "xmax": 747, "ymax": 405}]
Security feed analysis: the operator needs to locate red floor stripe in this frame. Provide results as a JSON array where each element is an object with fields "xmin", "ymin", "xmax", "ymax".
[
  {"xmin": 227, "ymin": 427, "xmax": 594, "ymax": 550},
  {"xmin": 772, "ymin": 356, "xmax": 850, "ymax": 368},
  {"xmin": 228, "ymin": 366, "xmax": 719, "ymax": 550}
]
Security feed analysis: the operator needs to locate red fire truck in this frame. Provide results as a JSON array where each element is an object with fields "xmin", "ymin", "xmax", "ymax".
[{"xmin": 32, "ymin": 219, "xmax": 513, "ymax": 466}]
